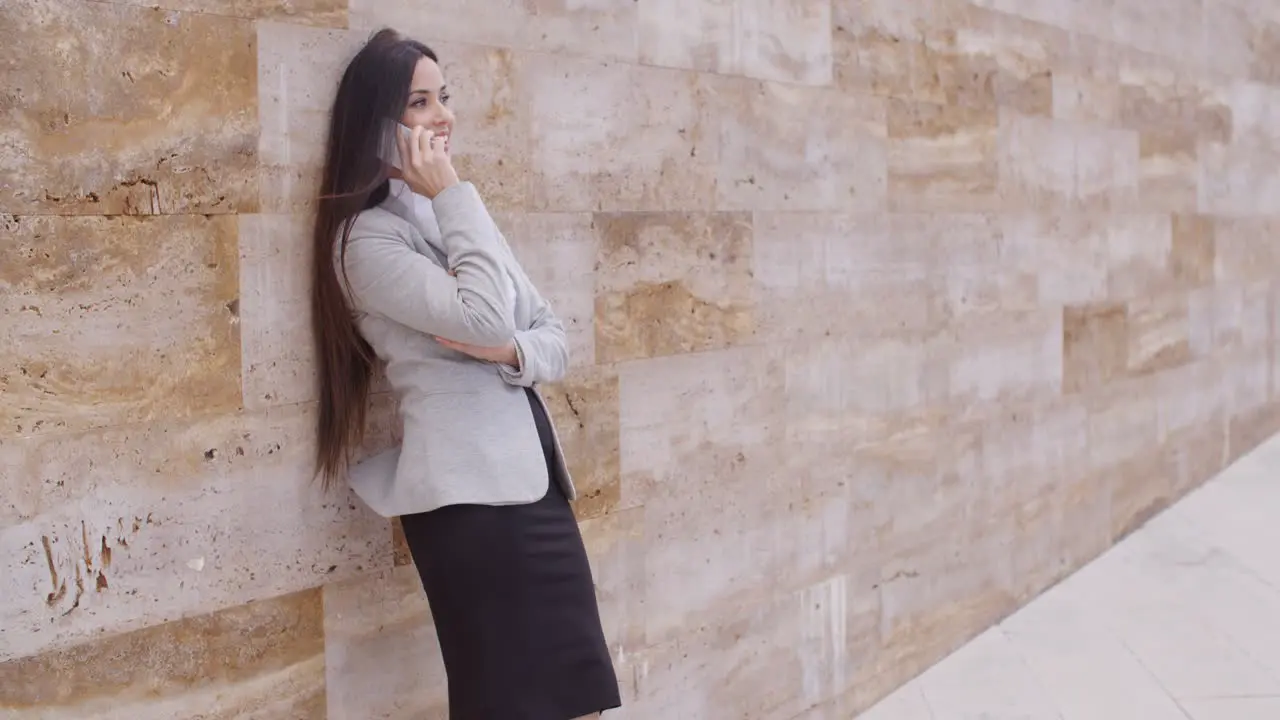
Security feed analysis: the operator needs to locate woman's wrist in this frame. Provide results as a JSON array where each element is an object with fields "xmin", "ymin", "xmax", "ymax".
[{"xmin": 503, "ymin": 340, "xmax": 521, "ymax": 370}]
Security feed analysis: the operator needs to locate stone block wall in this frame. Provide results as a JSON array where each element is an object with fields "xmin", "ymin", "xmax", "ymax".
[{"xmin": 2, "ymin": 0, "xmax": 1278, "ymax": 717}]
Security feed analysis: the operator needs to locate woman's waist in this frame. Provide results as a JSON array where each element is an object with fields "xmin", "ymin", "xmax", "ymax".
[{"xmin": 383, "ymin": 355, "xmax": 510, "ymax": 400}]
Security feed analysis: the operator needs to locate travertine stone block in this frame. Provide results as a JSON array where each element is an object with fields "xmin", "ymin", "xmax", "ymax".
[
  {"xmin": 619, "ymin": 347, "xmax": 790, "ymax": 637},
  {"xmin": 1225, "ymin": 348, "xmax": 1272, "ymax": 419},
  {"xmin": 1053, "ymin": 72, "xmax": 1121, "ymax": 125},
  {"xmin": 832, "ymin": 0, "xmax": 925, "ymax": 100},
  {"xmin": 1253, "ymin": 22, "xmax": 1280, "ymax": 84},
  {"xmin": 579, "ymin": 506, "xmax": 647, "ymax": 656},
  {"xmin": 1171, "ymin": 213, "xmax": 1218, "ymax": 287},
  {"xmin": 936, "ymin": 308, "xmax": 1064, "ymax": 408},
  {"xmin": 527, "ymin": 57, "xmax": 716, "ymax": 212},
  {"xmin": 539, "ymin": 366, "xmax": 623, "ymax": 520},
  {"xmin": 780, "ymin": 335, "xmax": 940, "ymax": 450},
  {"xmin": 853, "ymin": 426, "xmax": 986, "ymax": 559},
  {"xmin": 1189, "ymin": 283, "xmax": 1271, "ymax": 356},
  {"xmin": 239, "ymin": 214, "xmax": 315, "ymax": 409},
  {"xmin": 0, "ymin": 588, "xmax": 326, "ymax": 719},
  {"xmin": 638, "ymin": 0, "xmax": 833, "ymax": 86},
  {"xmin": 1063, "ymin": 302, "xmax": 1130, "ymax": 394},
  {"xmin": 323, "ymin": 568, "xmax": 447, "ymax": 720},
  {"xmin": 981, "ymin": 396, "xmax": 1089, "ymax": 517},
  {"xmin": 634, "ymin": 441, "xmax": 801, "ymax": 642},
  {"xmin": 1105, "ymin": 440, "xmax": 1174, "ymax": 541},
  {"xmin": 1070, "ymin": 0, "xmax": 1119, "ymax": 40},
  {"xmin": 967, "ymin": 0, "xmax": 1076, "ymax": 30},
  {"xmin": 111, "ymin": 0, "xmax": 346, "ymax": 26},
  {"xmin": 879, "ymin": 517, "xmax": 1018, "ymax": 674},
  {"xmin": 1008, "ymin": 456, "xmax": 1111, "ymax": 600},
  {"xmin": 391, "ymin": 518, "xmax": 412, "ymax": 568},
  {"xmin": 0, "ymin": 215, "xmax": 241, "ymax": 438},
  {"xmin": 507, "ymin": 213, "xmax": 600, "ymax": 367},
  {"xmin": 1084, "ymin": 374, "xmax": 1168, "ymax": 538},
  {"xmin": 1086, "ymin": 375, "xmax": 1161, "ymax": 472},
  {"xmin": 619, "ymin": 345, "xmax": 786, "ymax": 482},
  {"xmin": 0, "ymin": 0, "xmax": 257, "ymax": 215},
  {"xmin": 996, "ymin": 110, "xmax": 1075, "ymax": 208},
  {"xmin": 1075, "ymin": 124, "xmax": 1140, "ymax": 211},
  {"xmin": 627, "ymin": 572, "xmax": 880, "ymax": 719},
  {"xmin": 790, "ymin": 433, "xmax": 887, "ymax": 577},
  {"xmin": 872, "ymin": 417, "xmax": 1021, "ymax": 660},
  {"xmin": 1157, "ymin": 359, "xmax": 1230, "ymax": 442},
  {"xmin": 1215, "ymin": 217, "xmax": 1280, "ymax": 283},
  {"xmin": 350, "ymin": 0, "xmax": 639, "ymax": 61},
  {"xmin": 1002, "ymin": 212, "xmax": 1109, "ymax": 305},
  {"xmin": 0, "ymin": 403, "xmax": 391, "ymax": 661},
  {"xmin": 256, "ymin": 23, "xmax": 364, "ymax": 215},
  {"xmin": 753, "ymin": 212, "xmax": 942, "ymax": 342},
  {"xmin": 593, "ymin": 212, "xmax": 755, "ymax": 363},
  {"xmin": 1137, "ymin": 130, "xmax": 1199, "ymax": 212},
  {"xmin": 1112, "ymin": 0, "xmax": 1203, "ymax": 64},
  {"xmin": 907, "ymin": 212, "xmax": 1038, "ymax": 317},
  {"xmin": 921, "ymin": 9, "xmax": 1069, "ymax": 116},
  {"xmin": 887, "ymin": 99, "xmax": 1000, "ymax": 211},
  {"xmin": 714, "ymin": 77, "xmax": 887, "ymax": 212},
  {"xmin": 1126, "ymin": 293, "xmax": 1192, "ymax": 376},
  {"xmin": 1199, "ymin": 138, "xmax": 1269, "ymax": 216},
  {"xmin": 1105, "ymin": 212, "xmax": 1174, "ymax": 301},
  {"xmin": 1226, "ymin": 350, "xmax": 1280, "ymax": 463},
  {"xmin": 1164, "ymin": 413, "xmax": 1228, "ymax": 500},
  {"xmin": 435, "ymin": 44, "xmax": 533, "ymax": 214},
  {"xmin": 1204, "ymin": 2, "xmax": 1264, "ymax": 80}
]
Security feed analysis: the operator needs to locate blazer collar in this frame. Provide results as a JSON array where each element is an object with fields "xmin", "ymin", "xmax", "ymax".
[{"xmin": 381, "ymin": 179, "xmax": 444, "ymax": 253}]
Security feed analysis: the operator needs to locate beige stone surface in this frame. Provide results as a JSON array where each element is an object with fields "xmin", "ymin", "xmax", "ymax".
[
  {"xmin": 508, "ymin": 213, "xmax": 600, "ymax": 366},
  {"xmin": 349, "ymin": 0, "xmax": 640, "ymax": 61},
  {"xmin": 527, "ymin": 55, "xmax": 718, "ymax": 212},
  {"xmin": 0, "ymin": 0, "xmax": 258, "ymax": 215},
  {"xmin": 594, "ymin": 212, "xmax": 756, "ymax": 363},
  {"xmin": 0, "ymin": 588, "xmax": 327, "ymax": 719},
  {"xmin": 638, "ymin": 0, "xmax": 833, "ymax": 85},
  {"xmin": 4, "ymin": 0, "xmax": 1279, "ymax": 717},
  {"xmin": 0, "ymin": 215, "xmax": 241, "ymax": 437},
  {"xmin": 0, "ymin": 401, "xmax": 392, "ymax": 662},
  {"xmin": 714, "ymin": 77, "xmax": 887, "ymax": 212},
  {"xmin": 111, "ymin": 0, "xmax": 346, "ymax": 26}
]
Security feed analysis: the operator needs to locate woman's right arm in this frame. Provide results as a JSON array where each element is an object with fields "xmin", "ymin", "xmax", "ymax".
[{"xmin": 341, "ymin": 182, "xmax": 517, "ymax": 346}]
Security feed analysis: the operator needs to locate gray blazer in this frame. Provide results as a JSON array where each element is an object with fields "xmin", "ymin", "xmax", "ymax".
[{"xmin": 338, "ymin": 179, "xmax": 573, "ymax": 517}]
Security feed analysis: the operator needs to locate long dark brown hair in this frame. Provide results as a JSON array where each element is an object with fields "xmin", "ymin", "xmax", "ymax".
[{"xmin": 311, "ymin": 29, "xmax": 438, "ymax": 490}]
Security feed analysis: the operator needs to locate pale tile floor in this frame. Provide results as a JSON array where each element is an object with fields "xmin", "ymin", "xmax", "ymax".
[{"xmin": 860, "ymin": 432, "xmax": 1280, "ymax": 720}]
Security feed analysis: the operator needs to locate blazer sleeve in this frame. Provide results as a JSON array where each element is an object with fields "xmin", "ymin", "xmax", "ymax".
[
  {"xmin": 339, "ymin": 182, "xmax": 517, "ymax": 347},
  {"xmin": 496, "ymin": 288, "xmax": 568, "ymax": 387},
  {"xmin": 494, "ymin": 231, "xmax": 569, "ymax": 388}
]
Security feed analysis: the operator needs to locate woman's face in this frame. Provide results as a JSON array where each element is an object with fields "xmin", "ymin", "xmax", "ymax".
[{"xmin": 400, "ymin": 56, "xmax": 454, "ymax": 149}]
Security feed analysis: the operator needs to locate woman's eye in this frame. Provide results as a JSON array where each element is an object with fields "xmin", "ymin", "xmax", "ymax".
[
  {"xmin": 411, "ymin": 98, "xmax": 427, "ymax": 108},
  {"xmin": 440, "ymin": 93, "xmax": 451, "ymax": 105}
]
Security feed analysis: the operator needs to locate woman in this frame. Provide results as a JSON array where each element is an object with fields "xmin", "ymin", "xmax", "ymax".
[{"xmin": 309, "ymin": 28, "xmax": 621, "ymax": 720}]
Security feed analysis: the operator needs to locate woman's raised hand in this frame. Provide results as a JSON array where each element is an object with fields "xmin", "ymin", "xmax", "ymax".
[{"xmin": 397, "ymin": 126, "xmax": 459, "ymax": 199}]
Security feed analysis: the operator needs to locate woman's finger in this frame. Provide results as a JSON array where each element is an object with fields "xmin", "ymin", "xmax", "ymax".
[
  {"xmin": 421, "ymin": 130, "xmax": 436, "ymax": 161},
  {"xmin": 394, "ymin": 125, "xmax": 410, "ymax": 168},
  {"xmin": 408, "ymin": 125, "xmax": 425, "ymax": 167}
]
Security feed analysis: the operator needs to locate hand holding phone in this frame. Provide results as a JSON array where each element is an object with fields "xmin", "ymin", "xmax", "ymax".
[{"xmin": 394, "ymin": 124, "xmax": 459, "ymax": 199}]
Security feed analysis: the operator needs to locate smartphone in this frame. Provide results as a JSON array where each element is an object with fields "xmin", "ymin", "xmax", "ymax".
[{"xmin": 379, "ymin": 120, "xmax": 413, "ymax": 170}]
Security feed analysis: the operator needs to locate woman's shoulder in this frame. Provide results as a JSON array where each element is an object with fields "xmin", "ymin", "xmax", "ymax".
[{"xmin": 345, "ymin": 205, "xmax": 414, "ymax": 242}]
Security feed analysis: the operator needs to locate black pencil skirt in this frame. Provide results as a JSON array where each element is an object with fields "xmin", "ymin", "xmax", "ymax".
[{"xmin": 399, "ymin": 387, "xmax": 622, "ymax": 720}]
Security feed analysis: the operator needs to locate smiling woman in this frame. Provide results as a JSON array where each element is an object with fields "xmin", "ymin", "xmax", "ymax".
[{"xmin": 308, "ymin": 28, "xmax": 621, "ymax": 720}]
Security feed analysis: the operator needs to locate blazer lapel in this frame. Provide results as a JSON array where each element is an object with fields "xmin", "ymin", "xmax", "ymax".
[{"xmin": 382, "ymin": 180, "xmax": 447, "ymax": 263}]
